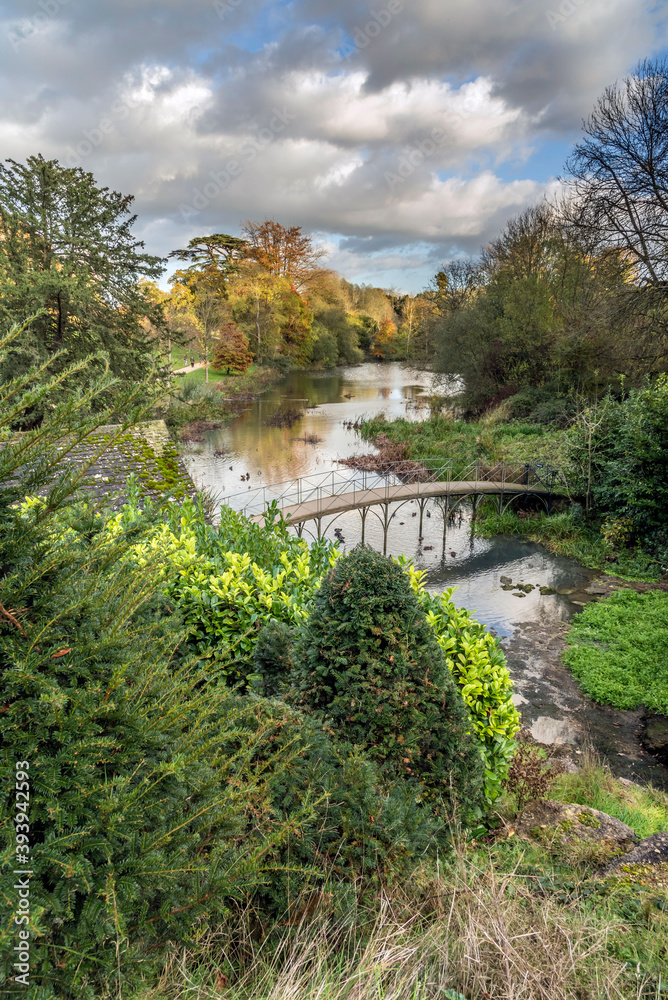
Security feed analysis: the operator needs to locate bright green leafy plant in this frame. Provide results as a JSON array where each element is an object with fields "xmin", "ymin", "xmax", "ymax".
[{"xmin": 107, "ymin": 500, "xmax": 338, "ymax": 684}]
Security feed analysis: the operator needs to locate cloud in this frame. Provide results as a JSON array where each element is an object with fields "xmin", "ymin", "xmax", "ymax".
[{"xmin": 1, "ymin": 0, "xmax": 666, "ymax": 290}]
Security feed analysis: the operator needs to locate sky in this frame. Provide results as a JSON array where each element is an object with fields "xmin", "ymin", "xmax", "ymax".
[{"xmin": 2, "ymin": 0, "xmax": 667, "ymax": 293}]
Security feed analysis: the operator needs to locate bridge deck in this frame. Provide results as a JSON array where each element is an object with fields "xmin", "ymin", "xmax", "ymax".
[{"xmin": 251, "ymin": 478, "xmax": 554, "ymax": 526}]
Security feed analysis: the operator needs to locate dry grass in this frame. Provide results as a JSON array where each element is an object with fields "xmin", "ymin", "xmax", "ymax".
[{"xmin": 135, "ymin": 844, "xmax": 662, "ymax": 1000}]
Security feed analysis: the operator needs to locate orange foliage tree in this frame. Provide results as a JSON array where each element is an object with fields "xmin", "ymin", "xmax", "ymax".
[
  {"xmin": 372, "ymin": 318, "xmax": 400, "ymax": 359},
  {"xmin": 212, "ymin": 321, "xmax": 254, "ymax": 374},
  {"xmin": 241, "ymin": 219, "xmax": 328, "ymax": 289}
]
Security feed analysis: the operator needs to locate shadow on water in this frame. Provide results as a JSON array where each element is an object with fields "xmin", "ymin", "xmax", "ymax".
[{"xmin": 183, "ymin": 361, "xmax": 668, "ymax": 789}]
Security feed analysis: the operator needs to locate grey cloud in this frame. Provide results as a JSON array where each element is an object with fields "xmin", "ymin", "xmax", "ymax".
[{"xmin": 0, "ymin": 0, "xmax": 664, "ymax": 291}]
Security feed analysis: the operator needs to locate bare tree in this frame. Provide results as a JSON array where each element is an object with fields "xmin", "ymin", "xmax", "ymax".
[{"xmin": 564, "ymin": 59, "xmax": 668, "ymax": 292}]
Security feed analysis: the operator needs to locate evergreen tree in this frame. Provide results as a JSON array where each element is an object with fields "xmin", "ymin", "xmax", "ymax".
[
  {"xmin": 0, "ymin": 155, "xmax": 165, "ymax": 401},
  {"xmin": 293, "ymin": 546, "xmax": 486, "ymax": 821},
  {"xmin": 0, "ymin": 323, "xmax": 315, "ymax": 996}
]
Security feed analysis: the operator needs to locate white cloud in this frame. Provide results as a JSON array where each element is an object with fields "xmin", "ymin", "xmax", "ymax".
[{"xmin": 0, "ymin": 0, "xmax": 665, "ymax": 290}]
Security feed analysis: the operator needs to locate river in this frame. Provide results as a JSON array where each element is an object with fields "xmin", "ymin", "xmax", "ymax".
[{"xmin": 182, "ymin": 361, "xmax": 667, "ymax": 788}]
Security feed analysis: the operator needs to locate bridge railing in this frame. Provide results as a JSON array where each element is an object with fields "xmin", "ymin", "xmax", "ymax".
[{"xmin": 220, "ymin": 460, "xmax": 566, "ymax": 519}]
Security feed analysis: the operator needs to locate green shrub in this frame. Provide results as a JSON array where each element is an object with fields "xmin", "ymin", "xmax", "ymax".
[
  {"xmin": 253, "ymin": 618, "xmax": 295, "ymax": 696},
  {"xmin": 292, "ymin": 546, "xmax": 486, "ymax": 821},
  {"xmin": 399, "ymin": 559, "xmax": 520, "ymax": 803},
  {"xmin": 231, "ymin": 695, "xmax": 441, "ymax": 914},
  {"xmin": 0, "ymin": 336, "xmax": 320, "ymax": 997},
  {"xmin": 107, "ymin": 500, "xmax": 337, "ymax": 684}
]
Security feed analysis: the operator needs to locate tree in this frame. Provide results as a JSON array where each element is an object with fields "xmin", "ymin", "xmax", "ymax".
[
  {"xmin": 564, "ymin": 59, "xmax": 668, "ymax": 372},
  {"xmin": 167, "ymin": 233, "xmax": 247, "ymax": 291},
  {"xmin": 241, "ymin": 219, "xmax": 328, "ymax": 289},
  {"xmin": 169, "ymin": 268, "xmax": 227, "ymax": 383},
  {"xmin": 434, "ymin": 204, "xmax": 636, "ymax": 416},
  {"xmin": 0, "ymin": 155, "xmax": 164, "ymax": 396},
  {"xmin": 212, "ymin": 320, "xmax": 253, "ymax": 373},
  {"xmin": 372, "ymin": 317, "xmax": 402, "ymax": 359},
  {"xmin": 565, "ymin": 59, "xmax": 668, "ymax": 291},
  {"xmin": 293, "ymin": 546, "xmax": 485, "ymax": 818}
]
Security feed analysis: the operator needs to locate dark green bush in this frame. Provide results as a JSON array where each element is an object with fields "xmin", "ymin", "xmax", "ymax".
[
  {"xmin": 292, "ymin": 546, "xmax": 486, "ymax": 821},
  {"xmin": 232, "ymin": 695, "xmax": 440, "ymax": 915},
  {"xmin": 253, "ymin": 618, "xmax": 295, "ymax": 696},
  {"xmin": 0, "ymin": 329, "xmax": 318, "ymax": 997}
]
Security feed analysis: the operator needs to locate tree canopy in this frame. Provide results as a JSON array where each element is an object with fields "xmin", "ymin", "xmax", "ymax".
[{"xmin": 0, "ymin": 154, "xmax": 164, "ymax": 395}]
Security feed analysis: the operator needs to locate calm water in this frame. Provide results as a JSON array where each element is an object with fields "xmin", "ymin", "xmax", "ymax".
[
  {"xmin": 183, "ymin": 362, "xmax": 668, "ymax": 781},
  {"xmin": 184, "ymin": 362, "xmax": 592, "ymax": 637}
]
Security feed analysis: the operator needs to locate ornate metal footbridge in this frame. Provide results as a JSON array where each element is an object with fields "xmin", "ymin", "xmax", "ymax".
[{"xmin": 221, "ymin": 460, "xmax": 567, "ymax": 552}]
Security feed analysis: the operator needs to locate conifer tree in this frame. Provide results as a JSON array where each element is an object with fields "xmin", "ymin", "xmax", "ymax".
[
  {"xmin": 0, "ymin": 155, "xmax": 165, "ymax": 399},
  {"xmin": 293, "ymin": 546, "xmax": 486, "ymax": 820},
  {"xmin": 0, "ymin": 321, "xmax": 315, "ymax": 996}
]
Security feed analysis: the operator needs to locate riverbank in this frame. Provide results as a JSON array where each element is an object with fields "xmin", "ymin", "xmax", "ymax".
[
  {"xmin": 164, "ymin": 362, "xmax": 284, "ymax": 436},
  {"xmin": 359, "ymin": 413, "xmax": 665, "ymax": 584}
]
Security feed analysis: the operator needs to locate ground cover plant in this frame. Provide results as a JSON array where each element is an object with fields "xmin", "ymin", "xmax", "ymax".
[{"xmin": 563, "ymin": 588, "xmax": 668, "ymax": 713}]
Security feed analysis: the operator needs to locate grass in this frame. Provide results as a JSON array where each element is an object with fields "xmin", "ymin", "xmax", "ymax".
[
  {"xmin": 552, "ymin": 756, "xmax": 668, "ymax": 839},
  {"xmin": 563, "ymin": 589, "xmax": 668, "ymax": 713},
  {"xmin": 128, "ymin": 758, "xmax": 668, "ymax": 1000},
  {"xmin": 360, "ymin": 414, "xmax": 570, "ymax": 468}
]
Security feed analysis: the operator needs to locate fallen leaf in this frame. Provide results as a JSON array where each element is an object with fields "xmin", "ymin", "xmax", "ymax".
[{"xmin": 51, "ymin": 648, "xmax": 73, "ymax": 659}]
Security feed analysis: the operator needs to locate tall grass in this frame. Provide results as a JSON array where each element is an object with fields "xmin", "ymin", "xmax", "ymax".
[
  {"xmin": 360, "ymin": 415, "xmax": 569, "ymax": 468},
  {"xmin": 553, "ymin": 753, "xmax": 668, "ymax": 839},
  {"xmin": 136, "ymin": 850, "xmax": 664, "ymax": 1000}
]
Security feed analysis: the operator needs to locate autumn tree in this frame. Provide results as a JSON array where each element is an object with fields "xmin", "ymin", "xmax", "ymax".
[
  {"xmin": 212, "ymin": 321, "xmax": 253, "ymax": 374},
  {"xmin": 241, "ymin": 219, "xmax": 328, "ymax": 289},
  {"xmin": 372, "ymin": 318, "xmax": 400, "ymax": 359}
]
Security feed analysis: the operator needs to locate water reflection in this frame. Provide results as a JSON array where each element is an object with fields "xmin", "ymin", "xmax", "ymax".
[
  {"xmin": 183, "ymin": 361, "xmax": 592, "ymax": 637},
  {"xmin": 184, "ymin": 362, "xmax": 433, "ymax": 498}
]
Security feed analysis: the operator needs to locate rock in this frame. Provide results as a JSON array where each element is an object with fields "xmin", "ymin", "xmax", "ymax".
[
  {"xmin": 500, "ymin": 575, "xmax": 512, "ymax": 584},
  {"xmin": 512, "ymin": 799, "xmax": 637, "ymax": 852},
  {"xmin": 512, "ymin": 592, "xmax": 526, "ymax": 598},
  {"xmin": 539, "ymin": 586, "xmax": 556, "ymax": 595},
  {"xmin": 604, "ymin": 832, "xmax": 668, "ymax": 875}
]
